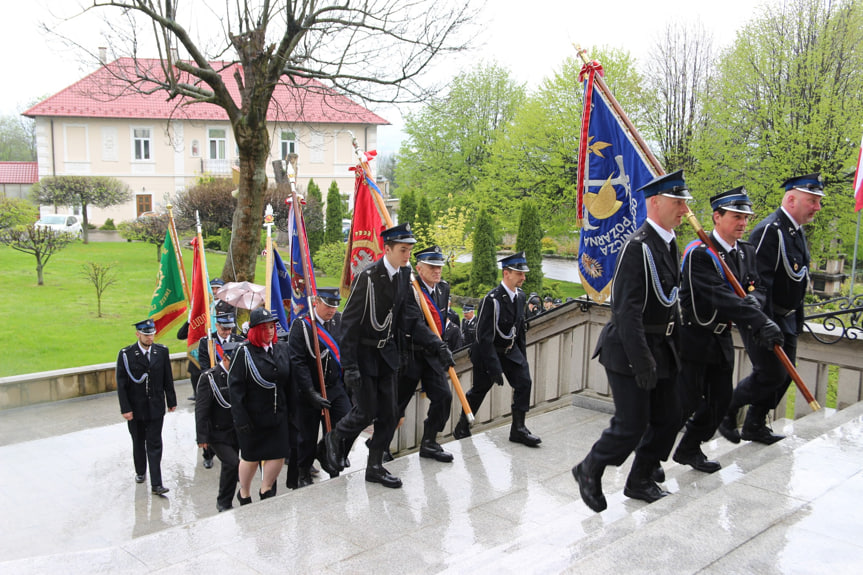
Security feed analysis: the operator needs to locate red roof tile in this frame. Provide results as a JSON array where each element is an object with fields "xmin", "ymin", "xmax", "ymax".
[
  {"xmin": 0, "ymin": 162, "xmax": 38, "ymax": 184},
  {"xmin": 24, "ymin": 58, "xmax": 388, "ymax": 126}
]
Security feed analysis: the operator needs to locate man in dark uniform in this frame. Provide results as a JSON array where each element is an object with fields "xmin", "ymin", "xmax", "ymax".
[
  {"xmin": 720, "ymin": 174, "xmax": 823, "ymax": 445},
  {"xmin": 177, "ymin": 278, "xmax": 232, "ymax": 401},
  {"xmin": 195, "ymin": 341, "xmax": 241, "ymax": 511},
  {"xmin": 321, "ymin": 223, "xmax": 447, "ymax": 488},
  {"xmin": 572, "ymin": 170, "xmax": 691, "ymax": 513},
  {"xmin": 674, "ymin": 188, "xmax": 783, "ymax": 473},
  {"xmin": 396, "ymin": 245, "xmax": 456, "ymax": 463},
  {"xmin": 288, "ymin": 288, "xmax": 352, "ymax": 487},
  {"xmin": 195, "ymin": 313, "xmax": 244, "ymax": 469},
  {"xmin": 116, "ymin": 318, "xmax": 177, "ymax": 496},
  {"xmin": 453, "ymin": 251, "xmax": 541, "ymax": 447},
  {"xmin": 526, "ymin": 294, "xmax": 542, "ymax": 319},
  {"xmin": 444, "ymin": 309, "xmax": 464, "ymax": 351},
  {"xmin": 460, "ymin": 304, "xmax": 477, "ymax": 348}
]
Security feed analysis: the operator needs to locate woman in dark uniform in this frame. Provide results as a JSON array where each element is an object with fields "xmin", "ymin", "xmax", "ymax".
[{"xmin": 229, "ymin": 308, "xmax": 291, "ymax": 504}]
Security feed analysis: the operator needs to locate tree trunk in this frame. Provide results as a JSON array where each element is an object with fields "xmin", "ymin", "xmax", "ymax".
[
  {"xmin": 36, "ymin": 262, "xmax": 44, "ymax": 286},
  {"xmin": 81, "ymin": 203, "xmax": 90, "ymax": 244}
]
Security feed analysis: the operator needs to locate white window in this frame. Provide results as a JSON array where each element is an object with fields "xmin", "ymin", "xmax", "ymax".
[
  {"xmin": 133, "ymin": 128, "xmax": 152, "ymax": 161},
  {"xmin": 280, "ymin": 130, "xmax": 297, "ymax": 160},
  {"xmin": 208, "ymin": 128, "xmax": 227, "ymax": 160}
]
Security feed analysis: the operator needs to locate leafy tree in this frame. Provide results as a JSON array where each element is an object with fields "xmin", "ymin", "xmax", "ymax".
[
  {"xmin": 469, "ymin": 208, "xmax": 497, "ymax": 297},
  {"xmin": 173, "ymin": 176, "xmax": 237, "ymax": 236},
  {"xmin": 398, "ymin": 189, "xmax": 418, "ymax": 225},
  {"xmin": 694, "ymin": 0, "xmax": 863, "ymax": 260},
  {"xmin": 431, "ymin": 197, "xmax": 473, "ymax": 266},
  {"xmin": 413, "ymin": 195, "xmax": 434, "ymax": 249},
  {"xmin": 324, "ymin": 181, "xmax": 343, "ymax": 245},
  {"xmin": 64, "ymin": 1, "xmax": 477, "ymax": 283},
  {"xmin": 81, "ymin": 262, "xmax": 118, "ymax": 317},
  {"xmin": 397, "ymin": 62, "xmax": 526, "ymax": 212},
  {"xmin": 118, "ymin": 214, "xmax": 169, "ymax": 262},
  {"xmin": 314, "ymin": 241, "xmax": 347, "ymax": 278},
  {"xmin": 0, "ymin": 113, "xmax": 36, "ymax": 161},
  {"xmin": 515, "ymin": 199, "xmax": 544, "ymax": 296},
  {"xmin": 0, "ymin": 226, "xmax": 75, "ymax": 285},
  {"xmin": 31, "ymin": 176, "xmax": 130, "ymax": 243},
  {"xmin": 0, "ymin": 197, "xmax": 38, "ymax": 229}
]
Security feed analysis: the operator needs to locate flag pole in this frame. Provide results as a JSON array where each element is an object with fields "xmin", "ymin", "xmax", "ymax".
[
  {"xmin": 286, "ymin": 158, "xmax": 332, "ymax": 431},
  {"xmin": 196, "ymin": 211, "xmax": 216, "ymax": 369},
  {"xmin": 851, "ymin": 211, "xmax": 860, "ymax": 297},
  {"xmin": 264, "ymin": 204, "xmax": 274, "ymax": 309},
  {"xmin": 576, "ymin": 45, "xmax": 819, "ymax": 411},
  {"xmin": 166, "ymin": 203, "xmax": 190, "ymax": 303},
  {"xmin": 349, "ymin": 134, "xmax": 474, "ymax": 424}
]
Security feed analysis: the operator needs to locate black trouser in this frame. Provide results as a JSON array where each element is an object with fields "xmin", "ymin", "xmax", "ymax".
[
  {"xmin": 678, "ymin": 360, "xmax": 733, "ymax": 443},
  {"xmin": 588, "ymin": 369, "xmax": 681, "ymax": 468},
  {"xmin": 296, "ymin": 384, "xmax": 352, "ymax": 468},
  {"xmin": 731, "ymin": 331, "xmax": 798, "ymax": 412},
  {"xmin": 397, "ymin": 363, "xmax": 452, "ymax": 432},
  {"xmin": 335, "ymin": 369, "xmax": 397, "ymax": 450},
  {"xmin": 209, "ymin": 441, "xmax": 239, "ymax": 509},
  {"xmin": 128, "ymin": 416, "xmax": 164, "ymax": 487},
  {"xmin": 466, "ymin": 353, "xmax": 532, "ymax": 414}
]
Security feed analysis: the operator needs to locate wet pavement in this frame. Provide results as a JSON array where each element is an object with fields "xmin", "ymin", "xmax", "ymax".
[{"xmin": 2, "ymin": 379, "xmax": 863, "ymax": 574}]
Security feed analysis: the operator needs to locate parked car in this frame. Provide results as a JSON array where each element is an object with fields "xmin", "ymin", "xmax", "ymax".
[{"xmin": 35, "ymin": 214, "xmax": 82, "ymax": 238}]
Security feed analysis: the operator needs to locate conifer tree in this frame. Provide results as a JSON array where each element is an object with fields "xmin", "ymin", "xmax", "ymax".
[
  {"xmin": 324, "ymin": 180, "xmax": 344, "ymax": 244},
  {"xmin": 515, "ymin": 199, "xmax": 544, "ymax": 296},
  {"xmin": 470, "ymin": 208, "xmax": 498, "ymax": 298}
]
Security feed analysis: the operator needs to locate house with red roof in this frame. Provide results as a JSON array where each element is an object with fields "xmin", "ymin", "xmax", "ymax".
[
  {"xmin": 24, "ymin": 58, "xmax": 388, "ymax": 225},
  {"xmin": 0, "ymin": 161, "xmax": 38, "ymax": 200}
]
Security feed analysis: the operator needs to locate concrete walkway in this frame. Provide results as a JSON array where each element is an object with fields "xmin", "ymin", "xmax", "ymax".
[{"xmin": 2, "ymin": 379, "xmax": 863, "ymax": 574}]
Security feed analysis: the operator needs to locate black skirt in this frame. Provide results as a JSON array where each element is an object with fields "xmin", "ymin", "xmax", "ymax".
[{"xmin": 237, "ymin": 417, "xmax": 291, "ymax": 461}]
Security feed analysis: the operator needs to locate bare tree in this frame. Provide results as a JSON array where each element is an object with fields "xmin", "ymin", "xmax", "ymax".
[
  {"xmin": 55, "ymin": 1, "xmax": 477, "ymax": 282},
  {"xmin": 642, "ymin": 21, "xmax": 714, "ymax": 173},
  {"xmin": 81, "ymin": 261, "xmax": 119, "ymax": 317},
  {"xmin": 0, "ymin": 226, "xmax": 76, "ymax": 285},
  {"xmin": 118, "ymin": 213, "xmax": 169, "ymax": 262}
]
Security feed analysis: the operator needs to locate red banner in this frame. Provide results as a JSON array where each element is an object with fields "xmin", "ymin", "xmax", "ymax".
[
  {"xmin": 187, "ymin": 236, "xmax": 209, "ymax": 367},
  {"xmin": 340, "ymin": 166, "xmax": 385, "ymax": 294}
]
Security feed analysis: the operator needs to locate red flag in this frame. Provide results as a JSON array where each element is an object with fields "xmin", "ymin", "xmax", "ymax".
[
  {"xmin": 187, "ymin": 236, "xmax": 209, "ymax": 367},
  {"xmin": 854, "ymin": 133, "xmax": 863, "ymax": 212},
  {"xmin": 340, "ymin": 165, "xmax": 385, "ymax": 294}
]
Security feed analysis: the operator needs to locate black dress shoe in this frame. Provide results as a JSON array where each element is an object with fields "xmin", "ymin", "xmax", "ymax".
[
  {"xmin": 324, "ymin": 431, "xmax": 345, "ymax": 472},
  {"xmin": 453, "ymin": 413, "xmax": 471, "ymax": 439},
  {"xmin": 135, "ymin": 474, "xmax": 145, "ymax": 484},
  {"xmin": 259, "ymin": 485, "xmax": 277, "ymax": 500},
  {"xmin": 203, "ymin": 457, "xmax": 214, "ymax": 469},
  {"xmin": 317, "ymin": 440, "xmax": 340, "ymax": 477},
  {"xmin": 420, "ymin": 440, "xmax": 454, "ymax": 462},
  {"xmin": 718, "ymin": 417, "xmax": 741, "ymax": 444},
  {"xmin": 187, "ymin": 395, "xmax": 196, "ymax": 401},
  {"xmin": 741, "ymin": 426, "xmax": 785, "ymax": 445},
  {"xmin": 365, "ymin": 466, "xmax": 402, "ymax": 488},
  {"xmin": 672, "ymin": 449, "xmax": 721, "ymax": 473},
  {"xmin": 572, "ymin": 462, "xmax": 607, "ymax": 512},
  {"xmin": 651, "ymin": 464, "xmax": 665, "ymax": 483},
  {"xmin": 151, "ymin": 485, "xmax": 170, "ymax": 496},
  {"xmin": 237, "ymin": 489, "xmax": 252, "ymax": 506},
  {"xmin": 623, "ymin": 478, "xmax": 669, "ymax": 503},
  {"xmin": 217, "ymin": 503, "xmax": 232, "ymax": 512}
]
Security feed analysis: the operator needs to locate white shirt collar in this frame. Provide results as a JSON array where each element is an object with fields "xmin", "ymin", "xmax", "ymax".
[
  {"xmin": 781, "ymin": 206, "xmax": 801, "ymax": 230},
  {"xmin": 421, "ymin": 278, "xmax": 436, "ymax": 293},
  {"xmin": 500, "ymin": 281, "xmax": 517, "ymax": 301},
  {"xmin": 382, "ymin": 256, "xmax": 399, "ymax": 279},
  {"xmin": 712, "ymin": 230, "xmax": 736, "ymax": 252},
  {"xmin": 137, "ymin": 342, "xmax": 151, "ymax": 355},
  {"xmin": 646, "ymin": 217, "xmax": 676, "ymax": 245}
]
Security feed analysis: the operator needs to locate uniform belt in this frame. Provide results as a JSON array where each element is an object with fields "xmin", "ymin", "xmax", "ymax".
[
  {"xmin": 360, "ymin": 336, "xmax": 392, "ymax": 349},
  {"xmin": 772, "ymin": 304, "xmax": 797, "ymax": 318},
  {"xmin": 644, "ymin": 321, "xmax": 675, "ymax": 336}
]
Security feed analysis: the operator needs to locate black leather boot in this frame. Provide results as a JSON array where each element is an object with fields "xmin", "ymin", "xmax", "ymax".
[
  {"xmin": 624, "ymin": 456, "xmax": 670, "ymax": 503},
  {"xmin": 572, "ymin": 454, "xmax": 607, "ymax": 512},
  {"xmin": 297, "ymin": 467, "xmax": 313, "ymax": 488},
  {"xmin": 323, "ymin": 429, "xmax": 345, "ymax": 472},
  {"xmin": 365, "ymin": 448, "xmax": 402, "ymax": 488},
  {"xmin": 453, "ymin": 411, "xmax": 471, "ymax": 439},
  {"xmin": 741, "ymin": 406, "xmax": 784, "ymax": 445},
  {"xmin": 420, "ymin": 422, "xmax": 454, "ymax": 462},
  {"xmin": 718, "ymin": 413, "xmax": 741, "ymax": 444},
  {"xmin": 673, "ymin": 431, "xmax": 721, "ymax": 473},
  {"xmin": 509, "ymin": 410, "xmax": 541, "ymax": 447},
  {"xmin": 651, "ymin": 463, "xmax": 666, "ymax": 483}
]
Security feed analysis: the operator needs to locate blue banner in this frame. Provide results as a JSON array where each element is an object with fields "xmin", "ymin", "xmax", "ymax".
[
  {"xmin": 271, "ymin": 246, "xmax": 292, "ymax": 332},
  {"xmin": 577, "ymin": 87, "xmax": 654, "ymax": 302},
  {"xmin": 289, "ymin": 203, "xmax": 317, "ymax": 323}
]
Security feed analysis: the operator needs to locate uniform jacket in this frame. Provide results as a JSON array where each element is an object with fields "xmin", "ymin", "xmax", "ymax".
[
  {"xmin": 594, "ymin": 222, "xmax": 680, "ymax": 378},
  {"xmin": 288, "ymin": 313, "xmax": 342, "ymax": 407},
  {"xmin": 228, "ymin": 342, "xmax": 291, "ymax": 430},
  {"xmin": 197, "ymin": 332, "xmax": 244, "ymax": 378},
  {"xmin": 749, "ymin": 208, "xmax": 810, "ymax": 334},
  {"xmin": 195, "ymin": 364, "xmax": 237, "ymax": 445},
  {"xmin": 402, "ymin": 278, "xmax": 452, "ymax": 376},
  {"xmin": 116, "ymin": 342, "xmax": 176, "ymax": 420},
  {"xmin": 340, "ymin": 258, "xmax": 435, "ymax": 376},
  {"xmin": 444, "ymin": 320, "xmax": 464, "ymax": 351},
  {"xmin": 461, "ymin": 316, "xmax": 477, "ymax": 348},
  {"xmin": 679, "ymin": 232, "xmax": 769, "ymax": 365},
  {"xmin": 471, "ymin": 283, "xmax": 527, "ymax": 377}
]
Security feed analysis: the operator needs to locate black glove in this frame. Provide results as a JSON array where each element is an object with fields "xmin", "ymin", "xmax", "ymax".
[
  {"xmin": 742, "ymin": 294, "xmax": 761, "ymax": 309},
  {"xmin": 305, "ymin": 389, "xmax": 332, "ymax": 410},
  {"xmin": 490, "ymin": 371, "xmax": 504, "ymax": 386},
  {"xmin": 634, "ymin": 366, "xmax": 657, "ymax": 391},
  {"xmin": 236, "ymin": 423, "xmax": 252, "ymax": 435},
  {"xmin": 436, "ymin": 341, "xmax": 455, "ymax": 368},
  {"xmin": 343, "ymin": 367, "xmax": 362, "ymax": 394},
  {"xmin": 754, "ymin": 319, "xmax": 784, "ymax": 349}
]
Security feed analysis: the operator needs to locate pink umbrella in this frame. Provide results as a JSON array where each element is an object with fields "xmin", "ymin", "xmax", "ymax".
[{"xmin": 215, "ymin": 281, "xmax": 266, "ymax": 310}]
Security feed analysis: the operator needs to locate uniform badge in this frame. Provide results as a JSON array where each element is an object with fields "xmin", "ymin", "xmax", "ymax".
[
  {"xmin": 748, "ymin": 285, "xmax": 755, "ymax": 292},
  {"xmin": 794, "ymin": 263, "xmax": 799, "ymax": 271}
]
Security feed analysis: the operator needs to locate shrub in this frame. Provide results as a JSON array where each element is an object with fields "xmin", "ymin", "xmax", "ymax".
[
  {"xmin": 314, "ymin": 241, "xmax": 347, "ymax": 277},
  {"xmin": 205, "ymin": 237, "xmax": 221, "ymax": 250},
  {"xmin": 219, "ymin": 228, "xmax": 231, "ymax": 252},
  {"xmin": 100, "ymin": 218, "xmax": 116, "ymax": 230}
]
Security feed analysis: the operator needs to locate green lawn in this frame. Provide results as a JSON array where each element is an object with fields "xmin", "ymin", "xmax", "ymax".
[{"xmin": 0, "ymin": 241, "xmax": 584, "ymax": 377}]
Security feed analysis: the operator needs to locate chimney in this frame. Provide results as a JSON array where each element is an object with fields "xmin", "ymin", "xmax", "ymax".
[{"xmin": 98, "ymin": 47, "xmax": 107, "ymax": 65}]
